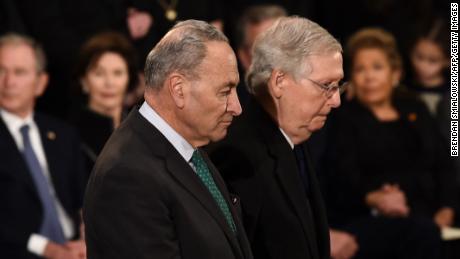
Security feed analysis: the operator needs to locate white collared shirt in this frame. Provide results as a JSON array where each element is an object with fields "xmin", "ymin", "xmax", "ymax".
[
  {"xmin": 279, "ymin": 128, "xmax": 294, "ymax": 149},
  {"xmin": 0, "ymin": 109, "xmax": 74, "ymax": 256},
  {"xmin": 139, "ymin": 102, "xmax": 196, "ymax": 166}
]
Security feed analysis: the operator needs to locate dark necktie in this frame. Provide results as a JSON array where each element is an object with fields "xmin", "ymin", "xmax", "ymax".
[
  {"xmin": 294, "ymin": 144, "xmax": 310, "ymax": 195},
  {"xmin": 191, "ymin": 150, "xmax": 237, "ymax": 234},
  {"xmin": 20, "ymin": 124, "xmax": 66, "ymax": 243}
]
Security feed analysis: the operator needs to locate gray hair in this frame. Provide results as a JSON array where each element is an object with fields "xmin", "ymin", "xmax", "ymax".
[
  {"xmin": 0, "ymin": 33, "xmax": 47, "ymax": 73},
  {"xmin": 236, "ymin": 4, "xmax": 287, "ymax": 48},
  {"xmin": 246, "ymin": 16, "xmax": 342, "ymax": 95},
  {"xmin": 144, "ymin": 20, "xmax": 228, "ymax": 90}
]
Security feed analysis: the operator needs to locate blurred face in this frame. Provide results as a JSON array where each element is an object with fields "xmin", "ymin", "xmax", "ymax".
[
  {"xmin": 182, "ymin": 41, "xmax": 241, "ymax": 147},
  {"xmin": 0, "ymin": 43, "xmax": 47, "ymax": 118},
  {"xmin": 82, "ymin": 52, "xmax": 129, "ymax": 112},
  {"xmin": 352, "ymin": 48, "xmax": 400, "ymax": 107},
  {"xmin": 411, "ymin": 38, "xmax": 448, "ymax": 83},
  {"xmin": 276, "ymin": 52, "xmax": 343, "ymax": 144},
  {"xmin": 238, "ymin": 19, "xmax": 277, "ymax": 71}
]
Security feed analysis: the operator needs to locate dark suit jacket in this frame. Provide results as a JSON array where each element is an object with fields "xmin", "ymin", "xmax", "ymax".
[
  {"xmin": 0, "ymin": 112, "xmax": 86, "ymax": 259},
  {"xmin": 83, "ymin": 108, "xmax": 253, "ymax": 259},
  {"xmin": 208, "ymin": 99, "xmax": 330, "ymax": 259}
]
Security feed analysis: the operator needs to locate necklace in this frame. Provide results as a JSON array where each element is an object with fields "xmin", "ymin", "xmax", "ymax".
[{"xmin": 157, "ymin": 0, "xmax": 178, "ymax": 21}]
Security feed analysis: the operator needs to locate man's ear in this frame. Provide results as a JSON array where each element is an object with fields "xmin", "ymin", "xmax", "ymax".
[
  {"xmin": 268, "ymin": 69, "xmax": 286, "ymax": 99},
  {"xmin": 35, "ymin": 72, "xmax": 48, "ymax": 97},
  {"xmin": 167, "ymin": 72, "xmax": 187, "ymax": 108}
]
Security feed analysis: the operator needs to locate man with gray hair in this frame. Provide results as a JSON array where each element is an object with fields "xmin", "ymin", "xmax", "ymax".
[
  {"xmin": 209, "ymin": 16, "xmax": 348, "ymax": 259},
  {"xmin": 83, "ymin": 20, "xmax": 253, "ymax": 259}
]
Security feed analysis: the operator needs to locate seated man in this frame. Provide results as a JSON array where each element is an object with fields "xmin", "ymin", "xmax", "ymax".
[{"xmin": 0, "ymin": 34, "xmax": 86, "ymax": 259}]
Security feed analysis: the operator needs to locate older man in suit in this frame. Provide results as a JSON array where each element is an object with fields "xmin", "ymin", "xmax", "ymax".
[
  {"xmin": 209, "ymin": 17, "xmax": 349, "ymax": 259},
  {"xmin": 0, "ymin": 34, "xmax": 86, "ymax": 259},
  {"xmin": 83, "ymin": 20, "xmax": 252, "ymax": 259}
]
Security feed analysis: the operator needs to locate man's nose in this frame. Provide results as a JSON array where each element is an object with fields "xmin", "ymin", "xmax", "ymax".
[
  {"xmin": 328, "ymin": 89, "xmax": 341, "ymax": 108},
  {"xmin": 226, "ymin": 88, "xmax": 242, "ymax": 116}
]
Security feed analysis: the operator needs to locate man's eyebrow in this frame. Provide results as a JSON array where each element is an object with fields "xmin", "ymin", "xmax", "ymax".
[
  {"xmin": 222, "ymin": 80, "xmax": 238, "ymax": 88},
  {"xmin": 322, "ymin": 74, "xmax": 344, "ymax": 84}
]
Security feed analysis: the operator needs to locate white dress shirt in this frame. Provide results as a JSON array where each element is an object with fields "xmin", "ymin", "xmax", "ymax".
[
  {"xmin": 139, "ymin": 102, "xmax": 196, "ymax": 167},
  {"xmin": 279, "ymin": 128, "xmax": 294, "ymax": 149},
  {"xmin": 0, "ymin": 109, "xmax": 75, "ymax": 256}
]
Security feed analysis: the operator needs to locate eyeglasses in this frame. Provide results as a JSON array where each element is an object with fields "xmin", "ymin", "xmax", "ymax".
[{"xmin": 306, "ymin": 78, "xmax": 349, "ymax": 98}]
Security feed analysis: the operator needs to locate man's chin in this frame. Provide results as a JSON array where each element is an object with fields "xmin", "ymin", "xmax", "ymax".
[
  {"xmin": 210, "ymin": 129, "xmax": 229, "ymax": 143},
  {"xmin": 312, "ymin": 121, "xmax": 326, "ymax": 131}
]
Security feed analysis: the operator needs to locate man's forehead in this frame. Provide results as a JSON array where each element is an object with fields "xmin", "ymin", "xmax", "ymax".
[
  {"xmin": 205, "ymin": 41, "xmax": 235, "ymax": 59},
  {"xmin": 201, "ymin": 42, "xmax": 237, "ymax": 70},
  {"xmin": 228, "ymin": 70, "xmax": 240, "ymax": 85},
  {"xmin": 0, "ymin": 43, "xmax": 37, "ymax": 65},
  {"xmin": 304, "ymin": 52, "xmax": 343, "ymax": 80}
]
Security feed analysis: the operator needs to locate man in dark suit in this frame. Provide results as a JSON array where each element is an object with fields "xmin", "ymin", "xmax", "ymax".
[
  {"xmin": 83, "ymin": 20, "xmax": 253, "ymax": 259},
  {"xmin": 208, "ymin": 17, "xmax": 349, "ymax": 259},
  {"xmin": 0, "ymin": 34, "xmax": 86, "ymax": 258}
]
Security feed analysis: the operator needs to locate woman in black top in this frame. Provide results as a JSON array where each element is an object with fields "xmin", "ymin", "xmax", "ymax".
[
  {"xmin": 326, "ymin": 28, "xmax": 456, "ymax": 259},
  {"xmin": 71, "ymin": 32, "xmax": 138, "ymax": 177},
  {"xmin": 406, "ymin": 17, "xmax": 450, "ymax": 117}
]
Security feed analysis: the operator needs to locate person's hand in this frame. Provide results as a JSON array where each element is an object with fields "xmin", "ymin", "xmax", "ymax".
[
  {"xmin": 366, "ymin": 184, "xmax": 410, "ymax": 217},
  {"xmin": 434, "ymin": 207, "xmax": 455, "ymax": 228},
  {"xmin": 43, "ymin": 241, "xmax": 80, "ymax": 259},
  {"xmin": 127, "ymin": 8, "xmax": 153, "ymax": 39},
  {"xmin": 66, "ymin": 240, "xmax": 86, "ymax": 259},
  {"xmin": 330, "ymin": 229, "xmax": 359, "ymax": 259}
]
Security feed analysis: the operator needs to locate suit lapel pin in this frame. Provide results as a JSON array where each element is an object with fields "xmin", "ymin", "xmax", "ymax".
[
  {"xmin": 47, "ymin": 131, "xmax": 56, "ymax": 140},
  {"xmin": 408, "ymin": 112, "xmax": 417, "ymax": 122}
]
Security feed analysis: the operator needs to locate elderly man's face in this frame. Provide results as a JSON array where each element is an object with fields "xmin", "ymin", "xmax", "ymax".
[
  {"xmin": 182, "ymin": 41, "xmax": 242, "ymax": 147},
  {"xmin": 0, "ymin": 44, "xmax": 47, "ymax": 118},
  {"xmin": 277, "ymin": 52, "xmax": 343, "ymax": 144}
]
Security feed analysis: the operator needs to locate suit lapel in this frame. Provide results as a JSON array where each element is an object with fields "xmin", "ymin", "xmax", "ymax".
[
  {"xmin": 34, "ymin": 114, "xmax": 66, "ymax": 206},
  {"xmin": 268, "ymin": 139, "xmax": 319, "ymax": 259},
  {"xmin": 203, "ymin": 150, "xmax": 249, "ymax": 259},
  {"xmin": 130, "ymin": 110, "xmax": 243, "ymax": 258},
  {"xmin": 303, "ymin": 144, "xmax": 330, "ymax": 259},
  {"xmin": 250, "ymin": 102, "xmax": 320, "ymax": 259},
  {"xmin": 0, "ymin": 116, "xmax": 37, "ymax": 195}
]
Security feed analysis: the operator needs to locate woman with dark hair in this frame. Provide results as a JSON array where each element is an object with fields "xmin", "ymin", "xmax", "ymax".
[
  {"xmin": 326, "ymin": 28, "xmax": 456, "ymax": 259},
  {"xmin": 407, "ymin": 17, "xmax": 450, "ymax": 116},
  {"xmin": 71, "ymin": 32, "xmax": 138, "ymax": 177}
]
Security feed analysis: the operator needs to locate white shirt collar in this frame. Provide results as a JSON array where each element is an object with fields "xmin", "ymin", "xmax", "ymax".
[
  {"xmin": 279, "ymin": 128, "xmax": 294, "ymax": 149},
  {"xmin": 139, "ymin": 101, "xmax": 195, "ymax": 162},
  {"xmin": 0, "ymin": 109, "xmax": 34, "ymax": 133}
]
